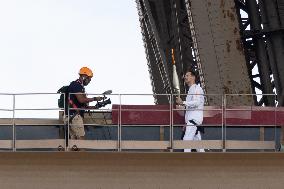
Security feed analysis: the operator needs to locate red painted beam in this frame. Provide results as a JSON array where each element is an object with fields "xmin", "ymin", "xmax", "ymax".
[{"xmin": 112, "ymin": 105, "xmax": 284, "ymax": 126}]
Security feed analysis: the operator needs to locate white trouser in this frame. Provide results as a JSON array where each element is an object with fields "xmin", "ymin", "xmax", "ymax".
[{"xmin": 183, "ymin": 122, "xmax": 205, "ymax": 152}]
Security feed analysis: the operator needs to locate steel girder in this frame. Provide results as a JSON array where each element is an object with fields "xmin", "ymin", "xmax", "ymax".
[
  {"xmin": 137, "ymin": 0, "xmax": 284, "ymax": 106},
  {"xmin": 235, "ymin": 0, "xmax": 284, "ymax": 106},
  {"xmin": 136, "ymin": 0, "xmax": 197, "ymax": 104}
]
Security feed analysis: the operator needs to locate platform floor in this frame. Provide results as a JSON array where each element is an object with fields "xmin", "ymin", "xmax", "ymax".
[{"xmin": 0, "ymin": 152, "xmax": 284, "ymax": 189}]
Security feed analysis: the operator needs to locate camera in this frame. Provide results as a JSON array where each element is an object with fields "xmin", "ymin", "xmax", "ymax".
[{"xmin": 94, "ymin": 98, "xmax": 111, "ymax": 109}]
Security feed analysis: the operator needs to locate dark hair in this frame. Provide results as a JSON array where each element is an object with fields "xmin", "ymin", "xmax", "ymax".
[{"xmin": 186, "ymin": 67, "xmax": 200, "ymax": 84}]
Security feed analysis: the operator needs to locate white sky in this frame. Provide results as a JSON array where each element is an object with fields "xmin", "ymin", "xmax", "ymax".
[{"xmin": 0, "ymin": 0, "xmax": 154, "ymax": 118}]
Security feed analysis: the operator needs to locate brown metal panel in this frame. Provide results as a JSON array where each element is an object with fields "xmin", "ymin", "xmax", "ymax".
[
  {"xmin": 190, "ymin": 0, "xmax": 253, "ymax": 105},
  {"xmin": 1, "ymin": 152, "xmax": 284, "ymax": 189}
]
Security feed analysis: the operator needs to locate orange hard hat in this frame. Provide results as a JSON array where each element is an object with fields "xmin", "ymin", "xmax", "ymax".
[{"xmin": 79, "ymin": 67, "xmax": 93, "ymax": 77}]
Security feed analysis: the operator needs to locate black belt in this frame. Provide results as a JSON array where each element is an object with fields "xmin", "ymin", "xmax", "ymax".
[
  {"xmin": 181, "ymin": 120, "xmax": 205, "ymax": 139},
  {"xmin": 189, "ymin": 120, "xmax": 204, "ymax": 135}
]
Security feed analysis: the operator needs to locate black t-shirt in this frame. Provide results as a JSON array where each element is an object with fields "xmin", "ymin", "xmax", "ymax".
[{"xmin": 68, "ymin": 79, "xmax": 85, "ymax": 117}]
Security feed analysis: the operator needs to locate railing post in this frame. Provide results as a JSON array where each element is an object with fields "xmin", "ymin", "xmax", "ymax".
[
  {"xmin": 222, "ymin": 94, "xmax": 226, "ymax": 152},
  {"xmin": 65, "ymin": 93, "xmax": 69, "ymax": 151},
  {"xmin": 274, "ymin": 94, "xmax": 277, "ymax": 152},
  {"xmin": 12, "ymin": 94, "xmax": 16, "ymax": 152},
  {"xmin": 170, "ymin": 94, "xmax": 173, "ymax": 152},
  {"xmin": 118, "ymin": 94, "xmax": 122, "ymax": 152}
]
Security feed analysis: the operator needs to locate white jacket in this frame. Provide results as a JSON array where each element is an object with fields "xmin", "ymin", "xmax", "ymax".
[{"xmin": 183, "ymin": 84, "xmax": 204, "ymax": 125}]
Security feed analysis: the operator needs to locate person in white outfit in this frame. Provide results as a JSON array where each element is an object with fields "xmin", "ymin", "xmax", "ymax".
[{"xmin": 176, "ymin": 68, "xmax": 205, "ymax": 152}]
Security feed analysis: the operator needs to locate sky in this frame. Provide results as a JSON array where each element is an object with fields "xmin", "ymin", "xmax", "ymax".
[{"xmin": 0, "ymin": 0, "xmax": 154, "ymax": 118}]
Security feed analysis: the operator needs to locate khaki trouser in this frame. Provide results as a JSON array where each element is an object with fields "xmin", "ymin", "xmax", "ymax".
[{"xmin": 65, "ymin": 114, "xmax": 85, "ymax": 139}]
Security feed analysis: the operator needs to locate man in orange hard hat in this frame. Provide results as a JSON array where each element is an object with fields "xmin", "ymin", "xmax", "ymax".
[{"xmin": 67, "ymin": 67, "xmax": 104, "ymax": 141}]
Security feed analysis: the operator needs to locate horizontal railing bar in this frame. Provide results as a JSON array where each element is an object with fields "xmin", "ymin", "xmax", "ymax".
[
  {"xmin": 121, "ymin": 124, "xmax": 170, "ymax": 127},
  {"xmin": 120, "ymin": 109, "xmax": 171, "ymax": 111},
  {"xmin": 0, "ymin": 123, "xmax": 277, "ymax": 127},
  {"xmin": 173, "ymin": 108, "xmax": 223, "ymax": 111},
  {"xmin": 173, "ymin": 140, "xmax": 223, "ymax": 149},
  {"xmin": 69, "ymin": 140, "xmax": 117, "ymax": 150},
  {"xmin": 172, "ymin": 124, "xmax": 222, "ymax": 127},
  {"xmin": 15, "ymin": 108, "xmax": 62, "ymax": 111},
  {"xmin": 15, "ymin": 139, "xmax": 65, "ymax": 149},
  {"xmin": 2, "ymin": 140, "xmax": 277, "ymax": 151},
  {"xmin": 225, "ymin": 93, "xmax": 277, "ymax": 96},
  {"xmin": 0, "ymin": 93, "xmax": 277, "ymax": 96},
  {"xmin": 225, "ymin": 125, "xmax": 278, "ymax": 127},
  {"xmin": 0, "ymin": 140, "xmax": 12, "ymax": 149},
  {"xmin": 82, "ymin": 124, "xmax": 118, "ymax": 127},
  {"xmin": 0, "ymin": 119, "xmax": 62, "ymax": 125},
  {"xmin": 225, "ymin": 140, "xmax": 275, "ymax": 150},
  {"xmin": 11, "ymin": 93, "xmax": 60, "ymax": 95},
  {"xmin": 12, "ymin": 124, "xmax": 65, "ymax": 126},
  {"xmin": 121, "ymin": 141, "xmax": 170, "ymax": 150},
  {"xmin": 0, "ymin": 109, "xmax": 13, "ymax": 111}
]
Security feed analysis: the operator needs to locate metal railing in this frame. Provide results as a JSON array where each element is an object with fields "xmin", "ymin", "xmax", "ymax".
[
  {"xmin": 0, "ymin": 93, "xmax": 281, "ymax": 152},
  {"xmin": 0, "ymin": 93, "xmax": 65, "ymax": 151}
]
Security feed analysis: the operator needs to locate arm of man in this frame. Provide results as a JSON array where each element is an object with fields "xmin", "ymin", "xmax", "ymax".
[
  {"xmin": 75, "ymin": 93, "xmax": 105, "ymax": 104},
  {"xmin": 69, "ymin": 81, "xmax": 103, "ymax": 104},
  {"xmin": 176, "ymin": 95, "xmax": 201, "ymax": 108},
  {"xmin": 75, "ymin": 93, "xmax": 95, "ymax": 104}
]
